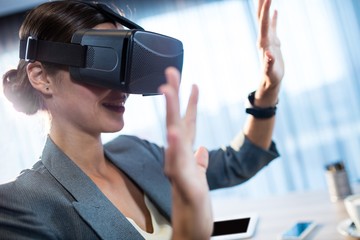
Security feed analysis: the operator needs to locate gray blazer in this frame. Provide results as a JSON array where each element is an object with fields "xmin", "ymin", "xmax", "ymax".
[{"xmin": 0, "ymin": 135, "xmax": 278, "ymax": 239}]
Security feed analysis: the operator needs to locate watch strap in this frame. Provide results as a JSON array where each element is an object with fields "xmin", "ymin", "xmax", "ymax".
[{"xmin": 245, "ymin": 91, "xmax": 277, "ymax": 119}]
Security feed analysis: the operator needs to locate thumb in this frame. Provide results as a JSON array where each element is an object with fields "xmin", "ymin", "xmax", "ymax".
[
  {"xmin": 263, "ymin": 50, "xmax": 275, "ymax": 74},
  {"xmin": 194, "ymin": 146, "xmax": 209, "ymax": 171}
]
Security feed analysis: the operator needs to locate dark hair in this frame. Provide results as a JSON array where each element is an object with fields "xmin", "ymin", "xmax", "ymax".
[{"xmin": 2, "ymin": 1, "xmax": 113, "ymax": 115}]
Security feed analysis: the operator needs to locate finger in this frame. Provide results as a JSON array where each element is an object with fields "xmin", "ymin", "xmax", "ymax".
[
  {"xmin": 184, "ymin": 84, "xmax": 199, "ymax": 142},
  {"xmin": 265, "ymin": 50, "xmax": 274, "ymax": 63},
  {"xmin": 160, "ymin": 84, "xmax": 181, "ymax": 128},
  {"xmin": 257, "ymin": 0, "xmax": 265, "ymax": 20},
  {"xmin": 159, "ymin": 69, "xmax": 181, "ymax": 128},
  {"xmin": 263, "ymin": 50, "xmax": 275, "ymax": 74},
  {"xmin": 165, "ymin": 125, "xmax": 194, "ymax": 181},
  {"xmin": 164, "ymin": 125, "xmax": 181, "ymax": 177},
  {"xmin": 165, "ymin": 67, "xmax": 180, "ymax": 95},
  {"xmin": 194, "ymin": 146, "xmax": 209, "ymax": 171},
  {"xmin": 271, "ymin": 10, "xmax": 278, "ymax": 34},
  {"xmin": 259, "ymin": 0, "xmax": 271, "ymax": 44}
]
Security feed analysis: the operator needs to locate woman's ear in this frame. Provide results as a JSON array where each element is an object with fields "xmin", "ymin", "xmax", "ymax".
[{"xmin": 26, "ymin": 61, "xmax": 53, "ymax": 95}]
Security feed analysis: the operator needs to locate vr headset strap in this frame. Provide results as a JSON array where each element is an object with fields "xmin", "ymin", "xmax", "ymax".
[
  {"xmin": 19, "ymin": 37, "xmax": 86, "ymax": 67},
  {"xmin": 94, "ymin": 3, "xmax": 144, "ymax": 30}
]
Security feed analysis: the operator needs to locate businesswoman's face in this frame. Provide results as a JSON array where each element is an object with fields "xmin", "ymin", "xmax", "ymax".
[{"xmin": 45, "ymin": 23, "xmax": 129, "ymax": 136}]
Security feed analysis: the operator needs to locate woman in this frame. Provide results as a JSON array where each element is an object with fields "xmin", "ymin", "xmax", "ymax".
[{"xmin": 0, "ymin": 0, "xmax": 283, "ymax": 239}]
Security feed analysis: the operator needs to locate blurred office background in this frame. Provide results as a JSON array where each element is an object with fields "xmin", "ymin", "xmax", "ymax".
[{"xmin": 1, "ymin": 0, "xmax": 360, "ymax": 199}]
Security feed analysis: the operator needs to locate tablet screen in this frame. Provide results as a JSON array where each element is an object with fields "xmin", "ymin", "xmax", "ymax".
[
  {"xmin": 212, "ymin": 218, "xmax": 250, "ymax": 236},
  {"xmin": 211, "ymin": 213, "xmax": 258, "ymax": 239}
]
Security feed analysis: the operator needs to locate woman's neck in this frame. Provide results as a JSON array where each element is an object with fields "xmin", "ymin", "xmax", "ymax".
[{"xmin": 49, "ymin": 125, "xmax": 108, "ymax": 175}]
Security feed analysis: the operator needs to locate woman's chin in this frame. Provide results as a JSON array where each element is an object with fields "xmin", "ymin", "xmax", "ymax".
[{"xmin": 102, "ymin": 123, "xmax": 124, "ymax": 133}]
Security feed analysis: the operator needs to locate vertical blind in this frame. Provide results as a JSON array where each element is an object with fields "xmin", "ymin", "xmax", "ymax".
[{"xmin": 1, "ymin": 0, "xmax": 360, "ymax": 199}]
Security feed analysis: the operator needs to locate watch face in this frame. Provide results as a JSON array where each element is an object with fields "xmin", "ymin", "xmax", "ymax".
[{"xmin": 248, "ymin": 91, "xmax": 256, "ymax": 105}]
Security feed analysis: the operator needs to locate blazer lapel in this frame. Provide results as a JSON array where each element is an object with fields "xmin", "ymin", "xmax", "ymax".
[
  {"xmin": 41, "ymin": 137, "xmax": 144, "ymax": 240},
  {"xmin": 104, "ymin": 140, "xmax": 172, "ymax": 222}
]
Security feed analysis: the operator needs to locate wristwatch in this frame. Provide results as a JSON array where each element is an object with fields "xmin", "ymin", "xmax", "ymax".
[{"xmin": 245, "ymin": 91, "xmax": 277, "ymax": 119}]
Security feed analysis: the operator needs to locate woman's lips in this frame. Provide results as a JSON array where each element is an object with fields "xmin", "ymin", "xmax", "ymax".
[{"xmin": 102, "ymin": 102, "xmax": 125, "ymax": 113}]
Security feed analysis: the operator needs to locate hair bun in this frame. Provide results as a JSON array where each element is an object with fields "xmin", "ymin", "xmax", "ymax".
[{"xmin": 3, "ymin": 62, "xmax": 42, "ymax": 115}]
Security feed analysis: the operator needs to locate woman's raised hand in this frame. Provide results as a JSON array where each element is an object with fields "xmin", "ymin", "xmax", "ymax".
[{"xmin": 160, "ymin": 67, "xmax": 213, "ymax": 240}]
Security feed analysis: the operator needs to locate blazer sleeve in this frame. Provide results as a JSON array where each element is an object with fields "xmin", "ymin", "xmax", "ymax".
[
  {"xmin": 0, "ymin": 180, "xmax": 57, "ymax": 240},
  {"xmin": 108, "ymin": 134, "xmax": 279, "ymax": 191},
  {"xmin": 206, "ymin": 135, "xmax": 279, "ymax": 190}
]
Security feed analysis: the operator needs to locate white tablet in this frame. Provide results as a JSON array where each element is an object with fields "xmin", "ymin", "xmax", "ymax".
[{"xmin": 211, "ymin": 213, "xmax": 259, "ymax": 239}]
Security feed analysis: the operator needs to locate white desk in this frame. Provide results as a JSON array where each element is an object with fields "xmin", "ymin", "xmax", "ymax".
[{"xmin": 211, "ymin": 187, "xmax": 360, "ymax": 240}]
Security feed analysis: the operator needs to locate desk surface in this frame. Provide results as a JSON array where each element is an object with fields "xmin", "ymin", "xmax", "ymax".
[{"xmin": 211, "ymin": 186, "xmax": 360, "ymax": 240}]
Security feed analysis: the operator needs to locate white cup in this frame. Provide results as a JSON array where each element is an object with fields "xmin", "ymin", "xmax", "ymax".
[{"xmin": 344, "ymin": 194, "xmax": 360, "ymax": 231}]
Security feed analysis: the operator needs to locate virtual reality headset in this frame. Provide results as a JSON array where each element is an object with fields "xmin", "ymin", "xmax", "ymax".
[{"xmin": 19, "ymin": 2, "xmax": 184, "ymax": 95}]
